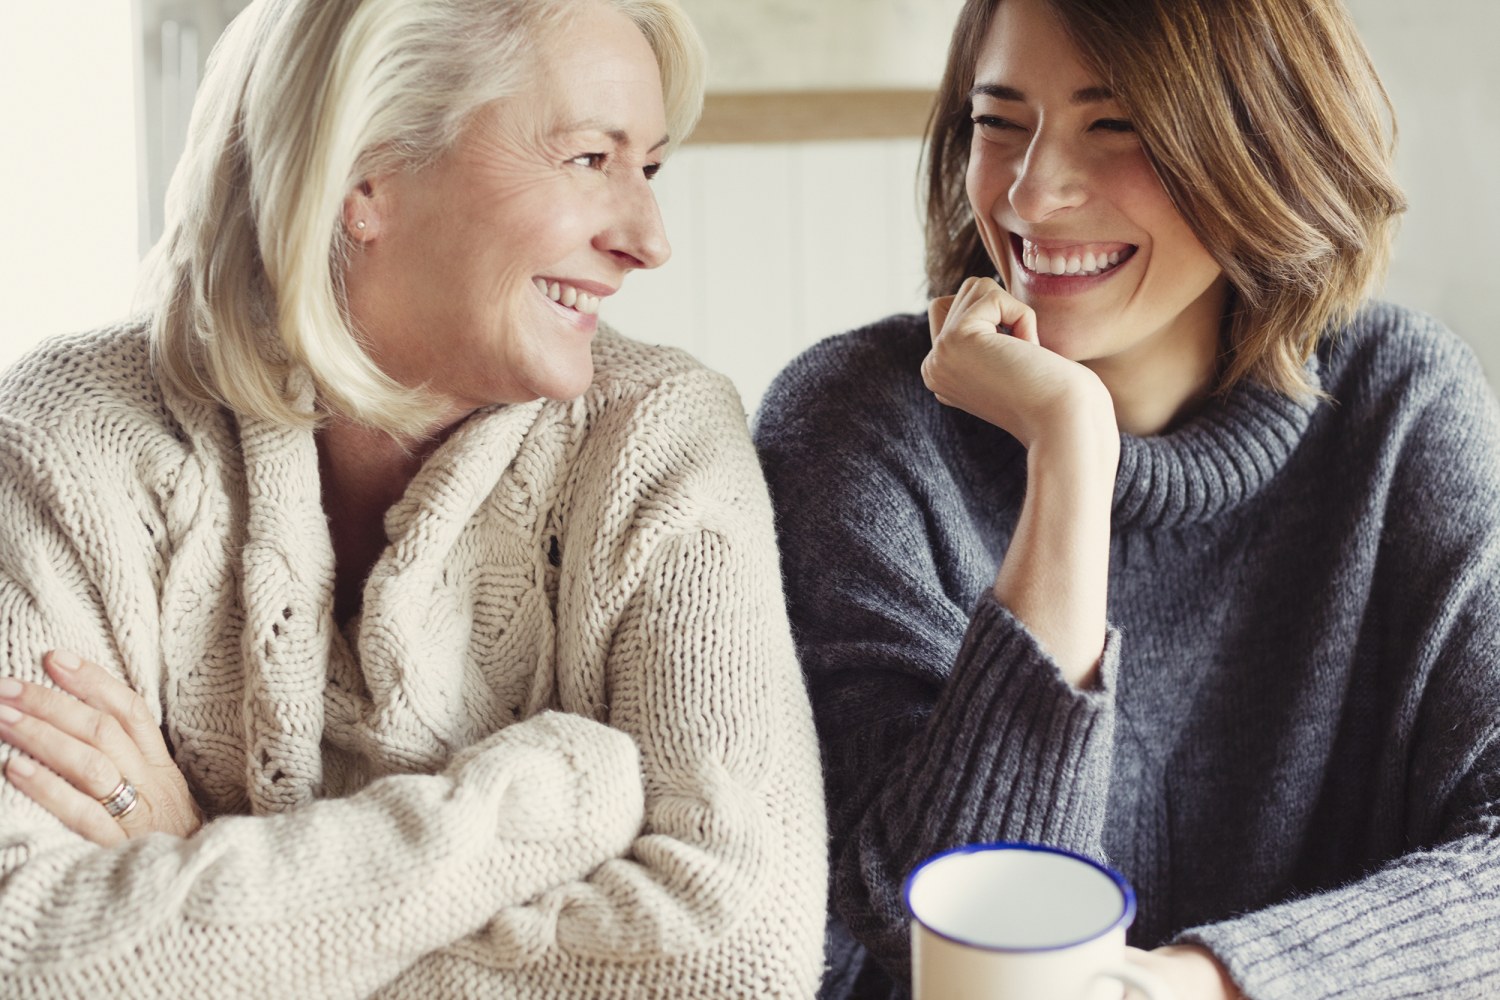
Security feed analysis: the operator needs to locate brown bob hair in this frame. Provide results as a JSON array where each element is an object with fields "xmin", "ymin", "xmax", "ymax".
[{"xmin": 923, "ymin": 0, "xmax": 1406, "ymax": 398}]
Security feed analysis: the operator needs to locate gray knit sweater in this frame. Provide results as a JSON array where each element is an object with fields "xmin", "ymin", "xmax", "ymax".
[{"xmin": 753, "ymin": 301, "xmax": 1500, "ymax": 1000}]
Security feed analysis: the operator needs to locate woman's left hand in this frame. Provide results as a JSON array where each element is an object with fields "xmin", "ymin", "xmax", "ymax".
[
  {"xmin": 1125, "ymin": 944, "xmax": 1246, "ymax": 1000},
  {"xmin": 0, "ymin": 651, "xmax": 204, "ymax": 845}
]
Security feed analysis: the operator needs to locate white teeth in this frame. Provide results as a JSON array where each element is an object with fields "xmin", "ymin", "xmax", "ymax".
[
  {"xmin": 537, "ymin": 278, "xmax": 601, "ymax": 315},
  {"xmin": 1019, "ymin": 239, "xmax": 1131, "ymax": 278}
]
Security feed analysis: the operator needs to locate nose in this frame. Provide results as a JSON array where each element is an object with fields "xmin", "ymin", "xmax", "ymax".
[
  {"xmin": 597, "ymin": 174, "xmax": 671, "ymax": 270},
  {"xmin": 1007, "ymin": 130, "xmax": 1086, "ymax": 223}
]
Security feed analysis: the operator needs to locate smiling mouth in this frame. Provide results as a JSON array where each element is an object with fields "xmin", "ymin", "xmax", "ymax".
[
  {"xmin": 1013, "ymin": 236, "xmax": 1137, "ymax": 278},
  {"xmin": 534, "ymin": 278, "xmax": 601, "ymax": 315}
]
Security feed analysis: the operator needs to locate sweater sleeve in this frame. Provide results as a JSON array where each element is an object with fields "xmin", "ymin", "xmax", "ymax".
[
  {"xmin": 754, "ymin": 331, "xmax": 1121, "ymax": 986},
  {"xmin": 1177, "ymin": 741, "xmax": 1500, "ymax": 999},
  {"xmin": 1177, "ymin": 642, "xmax": 1500, "ymax": 998},
  {"xmin": 0, "ymin": 492, "xmax": 644, "ymax": 1000},
  {"xmin": 382, "ymin": 366, "xmax": 827, "ymax": 997},
  {"xmin": 1175, "ymin": 322, "xmax": 1500, "ymax": 999}
]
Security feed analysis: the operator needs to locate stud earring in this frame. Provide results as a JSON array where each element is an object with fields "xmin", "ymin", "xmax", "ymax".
[{"xmin": 355, "ymin": 220, "xmax": 366, "ymax": 230}]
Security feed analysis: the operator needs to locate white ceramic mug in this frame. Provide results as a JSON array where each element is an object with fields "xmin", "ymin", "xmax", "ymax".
[{"xmin": 904, "ymin": 842, "xmax": 1176, "ymax": 1000}]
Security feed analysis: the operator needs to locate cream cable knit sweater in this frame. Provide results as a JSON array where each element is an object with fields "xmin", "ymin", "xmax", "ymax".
[{"xmin": 0, "ymin": 324, "xmax": 825, "ymax": 998}]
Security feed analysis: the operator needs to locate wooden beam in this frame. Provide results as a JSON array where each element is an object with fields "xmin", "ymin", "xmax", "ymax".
[{"xmin": 690, "ymin": 89, "xmax": 937, "ymax": 144}]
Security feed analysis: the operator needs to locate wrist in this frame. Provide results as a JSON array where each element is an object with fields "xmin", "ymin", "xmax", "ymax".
[
  {"xmin": 1026, "ymin": 379, "xmax": 1120, "ymax": 482},
  {"xmin": 1025, "ymin": 418, "xmax": 1119, "ymax": 513}
]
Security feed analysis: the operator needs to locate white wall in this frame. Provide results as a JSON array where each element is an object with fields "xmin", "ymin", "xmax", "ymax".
[
  {"xmin": 606, "ymin": 0, "xmax": 959, "ymax": 412},
  {"xmin": 604, "ymin": 138, "xmax": 930, "ymax": 415},
  {"xmin": 1347, "ymin": 0, "xmax": 1500, "ymax": 380},
  {"xmin": 677, "ymin": 0, "xmax": 963, "ymax": 91},
  {"xmin": 0, "ymin": 6, "xmax": 140, "ymax": 372},
  {"xmin": 2, "ymin": 4, "xmax": 1496, "ymax": 411}
]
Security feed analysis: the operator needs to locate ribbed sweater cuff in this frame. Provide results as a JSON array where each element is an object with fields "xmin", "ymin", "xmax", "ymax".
[
  {"xmin": 887, "ymin": 591, "xmax": 1120, "ymax": 858},
  {"xmin": 1178, "ymin": 854, "xmax": 1500, "ymax": 1000}
]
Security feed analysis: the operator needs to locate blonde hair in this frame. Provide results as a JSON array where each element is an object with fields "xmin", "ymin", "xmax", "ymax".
[
  {"xmin": 142, "ymin": 0, "xmax": 705, "ymax": 435},
  {"xmin": 924, "ymin": 0, "xmax": 1406, "ymax": 398}
]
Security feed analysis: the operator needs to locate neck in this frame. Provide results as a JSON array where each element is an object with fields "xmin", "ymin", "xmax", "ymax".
[
  {"xmin": 316, "ymin": 416, "xmax": 447, "ymax": 622},
  {"xmin": 1087, "ymin": 277, "xmax": 1229, "ymax": 437},
  {"xmin": 318, "ymin": 419, "xmax": 440, "ymax": 507}
]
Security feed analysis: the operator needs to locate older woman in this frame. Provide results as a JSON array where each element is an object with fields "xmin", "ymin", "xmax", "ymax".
[
  {"xmin": 755, "ymin": 0, "xmax": 1500, "ymax": 997},
  {"xmin": 0, "ymin": 0, "xmax": 825, "ymax": 995}
]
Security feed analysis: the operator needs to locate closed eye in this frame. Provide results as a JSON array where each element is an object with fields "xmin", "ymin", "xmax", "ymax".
[
  {"xmin": 1090, "ymin": 119, "xmax": 1135, "ymax": 133},
  {"xmin": 972, "ymin": 115, "xmax": 1024, "ymax": 133}
]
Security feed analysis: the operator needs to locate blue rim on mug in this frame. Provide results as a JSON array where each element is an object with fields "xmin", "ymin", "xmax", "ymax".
[{"xmin": 902, "ymin": 841, "xmax": 1137, "ymax": 953}]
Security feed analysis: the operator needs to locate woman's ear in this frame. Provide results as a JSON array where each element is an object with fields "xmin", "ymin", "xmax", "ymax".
[{"xmin": 343, "ymin": 179, "xmax": 381, "ymax": 243}]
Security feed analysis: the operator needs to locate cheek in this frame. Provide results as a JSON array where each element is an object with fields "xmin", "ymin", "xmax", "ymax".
[
  {"xmin": 1154, "ymin": 211, "xmax": 1221, "ymax": 290},
  {"xmin": 964, "ymin": 154, "xmax": 983, "ymax": 211},
  {"xmin": 1120, "ymin": 172, "xmax": 1220, "ymax": 286},
  {"xmin": 965, "ymin": 150, "xmax": 1014, "ymax": 276},
  {"xmin": 964, "ymin": 146, "xmax": 1008, "ymax": 220},
  {"xmin": 512, "ymin": 176, "xmax": 601, "ymax": 247},
  {"xmin": 544, "ymin": 210, "xmax": 597, "ymax": 259}
]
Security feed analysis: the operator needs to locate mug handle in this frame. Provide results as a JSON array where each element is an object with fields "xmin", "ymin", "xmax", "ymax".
[{"xmin": 1096, "ymin": 961, "xmax": 1178, "ymax": 1000}]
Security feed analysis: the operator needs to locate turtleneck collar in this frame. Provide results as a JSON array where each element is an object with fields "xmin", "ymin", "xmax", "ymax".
[{"xmin": 1111, "ymin": 358, "xmax": 1322, "ymax": 529}]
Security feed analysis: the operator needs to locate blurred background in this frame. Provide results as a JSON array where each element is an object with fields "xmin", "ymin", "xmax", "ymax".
[{"xmin": 3, "ymin": 1, "xmax": 1495, "ymax": 414}]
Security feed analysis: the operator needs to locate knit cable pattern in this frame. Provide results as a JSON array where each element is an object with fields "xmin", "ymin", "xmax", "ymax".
[{"xmin": 0, "ymin": 324, "xmax": 826, "ymax": 998}]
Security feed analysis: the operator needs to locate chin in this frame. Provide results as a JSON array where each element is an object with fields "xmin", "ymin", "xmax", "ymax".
[
  {"xmin": 528, "ymin": 359, "xmax": 596, "ymax": 402},
  {"xmin": 1031, "ymin": 317, "xmax": 1099, "ymax": 363}
]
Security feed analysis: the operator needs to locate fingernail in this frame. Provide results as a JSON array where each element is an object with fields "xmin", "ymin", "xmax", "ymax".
[
  {"xmin": 7, "ymin": 756, "xmax": 35, "ymax": 777},
  {"xmin": 0, "ymin": 678, "xmax": 21, "ymax": 699},
  {"xmin": 0, "ymin": 704, "xmax": 21, "ymax": 724},
  {"xmin": 50, "ymin": 651, "xmax": 81, "ymax": 671}
]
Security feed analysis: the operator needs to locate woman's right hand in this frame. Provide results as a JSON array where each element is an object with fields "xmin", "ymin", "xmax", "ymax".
[
  {"xmin": 923, "ymin": 276, "xmax": 1116, "ymax": 453},
  {"xmin": 924, "ymin": 276, "xmax": 1119, "ymax": 685}
]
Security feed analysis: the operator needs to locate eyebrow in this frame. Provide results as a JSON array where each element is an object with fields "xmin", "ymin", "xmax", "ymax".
[
  {"xmin": 560, "ymin": 121, "xmax": 671, "ymax": 153},
  {"xmin": 969, "ymin": 83, "xmax": 1116, "ymax": 105}
]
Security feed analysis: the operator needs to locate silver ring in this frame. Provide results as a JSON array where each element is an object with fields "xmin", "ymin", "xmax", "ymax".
[{"xmin": 98, "ymin": 778, "xmax": 139, "ymax": 820}]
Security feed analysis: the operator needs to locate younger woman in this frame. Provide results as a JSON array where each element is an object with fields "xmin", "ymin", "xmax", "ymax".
[{"xmin": 755, "ymin": 0, "xmax": 1500, "ymax": 996}]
